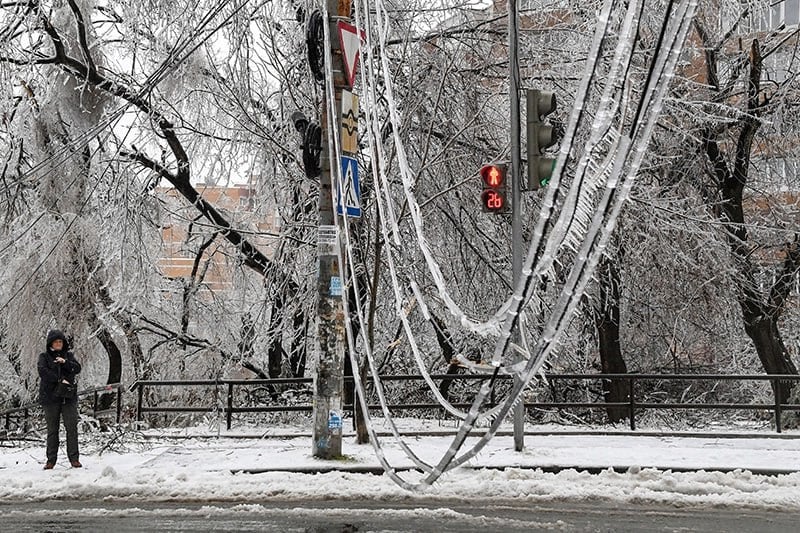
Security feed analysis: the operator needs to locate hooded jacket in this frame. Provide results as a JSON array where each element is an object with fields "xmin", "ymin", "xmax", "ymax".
[{"xmin": 37, "ymin": 330, "xmax": 82, "ymax": 405}]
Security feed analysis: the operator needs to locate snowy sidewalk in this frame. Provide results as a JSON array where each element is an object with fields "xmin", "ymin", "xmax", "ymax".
[
  {"xmin": 112, "ymin": 429, "xmax": 800, "ymax": 475},
  {"xmin": 2, "ymin": 423, "xmax": 800, "ymax": 508}
]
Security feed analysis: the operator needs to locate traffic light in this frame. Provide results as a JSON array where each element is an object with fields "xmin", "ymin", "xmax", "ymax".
[
  {"xmin": 480, "ymin": 163, "xmax": 507, "ymax": 213},
  {"xmin": 526, "ymin": 89, "xmax": 557, "ymax": 190}
]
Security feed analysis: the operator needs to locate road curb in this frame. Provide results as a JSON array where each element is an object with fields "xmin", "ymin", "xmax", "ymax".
[
  {"xmin": 153, "ymin": 429, "xmax": 800, "ymax": 440},
  {"xmin": 233, "ymin": 463, "xmax": 800, "ymax": 477}
]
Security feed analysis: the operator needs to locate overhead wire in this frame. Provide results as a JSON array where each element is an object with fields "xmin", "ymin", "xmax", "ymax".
[
  {"xmin": 367, "ymin": 0, "xmax": 512, "ymax": 339},
  {"xmin": 351, "ymin": 0, "xmax": 513, "ymax": 418},
  {"xmin": 321, "ymin": 1, "xmax": 438, "ymax": 484},
  {"xmin": 332, "ymin": 0, "xmax": 699, "ymax": 489},
  {"xmin": 332, "ymin": 0, "xmax": 565, "ymax": 489},
  {"xmin": 347, "ymin": 0, "xmax": 511, "ymax": 421},
  {"xmin": 488, "ymin": 0, "xmax": 641, "ymax": 367},
  {"xmin": 429, "ymin": 0, "xmax": 700, "ymax": 479},
  {"xmin": 319, "ymin": 0, "xmax": 520, "ymax": 486},
  {"xmin": 333, "ymin": 0, "xmax": 550, "ymax": 488},
  {"xmin": 420, "ymin": 0, "xmax": 636, "ymax": 482}
]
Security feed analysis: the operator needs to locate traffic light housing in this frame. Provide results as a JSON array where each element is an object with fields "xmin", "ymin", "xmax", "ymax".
[
  {"xmin": 526, "ymin": 89, "xmax": 557, "ymax": 190},
  {"xmin": 480, "ymin": 163, "xmax": 507, "ymax": 213}
]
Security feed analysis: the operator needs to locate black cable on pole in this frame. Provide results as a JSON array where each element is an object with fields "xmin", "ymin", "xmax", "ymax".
[
  {"xmin": 306, "ymin": 9, "xmax": 325, "ymax": 84},
  {"xmin": 303, "ymin": 122, "xmax": 322, "ymax": 178}
]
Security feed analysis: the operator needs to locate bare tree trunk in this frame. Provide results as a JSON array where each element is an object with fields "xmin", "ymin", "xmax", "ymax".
[
  {"xmin": 430, "ymin": 312, "xmax": 462, "ymax": 401},
  {"xmin": 267, "ymin": 300, "xmax": 285, "ymax": 379},
  {"xmin": 92, "ymin": 283, "xmax": 149, "ymax": 381},
  {"xmin": 593, "ymin": 256, "xmax": 629, "ymax": 423},
  {"xmin": 289, "ymin": 310, "xmax": 308, "ymax": 377},
  {"xmin": 696, "ymin": 35, "xmax": 799, "ymax": 405},
  {"xmin": 92, "ymin": 322, "xmax": 122, "ymax": 411}
]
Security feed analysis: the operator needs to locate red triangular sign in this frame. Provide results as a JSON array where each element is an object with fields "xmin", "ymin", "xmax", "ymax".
[{"xmin": 337, "ymin": 21, "xmax": 366, "ymax": 88}]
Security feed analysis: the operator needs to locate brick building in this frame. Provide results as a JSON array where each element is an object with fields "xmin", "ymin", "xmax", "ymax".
[{"xmin": 156, "ymin": 186, "xmax": 278, "ymax": 291}]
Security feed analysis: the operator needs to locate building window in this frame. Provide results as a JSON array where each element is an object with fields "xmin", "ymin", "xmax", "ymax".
[
  {"xmin": 754, "ymin": 0, "xmax": 800, "ymax": 31},
  {"xmin": 736, "ymin": 0, "xmax": 800, "ymax": 32},
  {"xmin": 783, "ymin": 0, "xmax": 800, "ymax": 25},
  {"xmin": 764, "ymin": 46, "xmax": 794, "ymax": 83}
]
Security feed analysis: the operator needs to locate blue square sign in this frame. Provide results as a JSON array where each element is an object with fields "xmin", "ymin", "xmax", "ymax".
[{"xmin": 337, "ymin": 156, "xmax": 361, "ymax": 218}]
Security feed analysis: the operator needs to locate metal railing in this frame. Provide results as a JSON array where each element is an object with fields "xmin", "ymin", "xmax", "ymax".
[
  {"xmin": 129, "ymin": 373, "xmax": 800, "ymax": 433},
  {"xmin": 1, "ymin": 383, "xmax": 124, "ymax": 437},
  {"xmin": 5, "ymin": 374, "xmax": 799, "ymax": 436}
]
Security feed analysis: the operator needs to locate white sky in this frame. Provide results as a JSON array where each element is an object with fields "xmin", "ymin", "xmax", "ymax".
[{"xmin": 2, "ymin": 417, "xmax": 800, "ymax": 509}]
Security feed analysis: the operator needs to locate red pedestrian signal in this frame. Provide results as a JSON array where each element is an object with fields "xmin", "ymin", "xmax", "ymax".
[{"xmin": 480, "ymin": 163, "xmax": 507, "ymax": 213}]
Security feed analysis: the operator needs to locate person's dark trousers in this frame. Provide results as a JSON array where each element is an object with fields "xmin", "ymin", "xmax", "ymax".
[{"xmin": 43, "ymin": 402, "xmax": 80, "ymax": 464}]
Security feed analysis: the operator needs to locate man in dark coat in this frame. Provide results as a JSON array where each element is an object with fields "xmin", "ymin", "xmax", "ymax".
[{"xmin": 37, "ymin": 329, "xmax": 82, "ymax": 469}]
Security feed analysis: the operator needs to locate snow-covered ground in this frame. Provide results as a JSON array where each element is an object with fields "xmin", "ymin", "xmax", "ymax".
[{"xmin": 2, "ymin": 417, "xmax": 800, "ymax": 510}]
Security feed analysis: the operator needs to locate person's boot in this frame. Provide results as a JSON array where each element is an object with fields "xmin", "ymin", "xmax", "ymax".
[
  {"xmin": 70, "ymin": 460, "xmax": 82, "ymax": 468},
  {"xmin": 43, "ymin": 462, "xmax": 55, "ymax": 470}
]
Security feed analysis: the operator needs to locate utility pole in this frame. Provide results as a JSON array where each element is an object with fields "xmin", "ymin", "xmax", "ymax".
[
  {"xmin": 508, "ymin": 0, "xmax": 525, "ymax": 452},
  {"xmin": 312, "ymin": 0, "xmax": 352, "ymax": 459}
]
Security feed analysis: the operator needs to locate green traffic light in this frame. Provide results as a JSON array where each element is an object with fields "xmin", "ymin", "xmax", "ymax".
[{"xmin": 539, "ymin": 160, "xmax": 555, "ymax": 188}]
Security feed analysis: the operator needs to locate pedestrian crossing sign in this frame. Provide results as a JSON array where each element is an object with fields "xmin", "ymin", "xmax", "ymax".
[{"xmin": 337, "ymin": 156, "xmax": 361, "ymax": 218}]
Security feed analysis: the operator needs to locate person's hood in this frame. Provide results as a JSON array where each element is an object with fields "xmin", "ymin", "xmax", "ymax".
[{"xmin": 46, "ymin": 329, "xmax": 69, "ymax": 352}]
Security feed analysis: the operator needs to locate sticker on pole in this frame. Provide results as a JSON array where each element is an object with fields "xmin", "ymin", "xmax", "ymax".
[
  {"xmin": 318, "ymin": 225, "xmax": 338, "ymax": 246},
  {"xmin": 329, "ymin": 276, "xmax": 342, "ymax": 296},
  {"xmin": 337, "ymin": 21, "xmax": 365, "ymax": 88},
  {"xmin": 328, "ymin": 410, "xmax": 342, "ymax": 433},
  {"xmin": 337, "ymin": 155, "xmax": 361, "ymax": 218}
]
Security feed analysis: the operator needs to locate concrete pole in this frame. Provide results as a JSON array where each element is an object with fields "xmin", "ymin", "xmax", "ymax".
[
  {"xmin": 312, "ymin": 0, "xmax": 352, "ymax": 459},
  {"xmin": 508, "ymin": 0, "xmax": 525, "ymax": 452}
]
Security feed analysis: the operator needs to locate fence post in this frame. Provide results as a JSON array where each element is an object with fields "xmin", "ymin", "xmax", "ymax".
[
  {"xmin": 136, "ymin": 384, "xmax": 144, "ymax": 424},
  {"xmin": 116, "ymin": 386, "xmax": 122, "ymax": 424},
  {"xmin": 774, "ymin": 378, "xmax": 783, "ymax": 434},
  {"xmin": 628, "ymin": 377, "xmax": 636, "ymax": 431},
  {"xmin": 227, "ymin": 382, "xmax": 233, "ymax": 431}
]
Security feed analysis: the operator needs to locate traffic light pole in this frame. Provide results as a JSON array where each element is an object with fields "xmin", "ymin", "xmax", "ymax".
[
  {"xmin": 312, "ymin": 0, "xmax": 350, "ymax": 459},
  {"xmin": 508, "ymin": 0, "xmax": 525, "ymax": 451}
]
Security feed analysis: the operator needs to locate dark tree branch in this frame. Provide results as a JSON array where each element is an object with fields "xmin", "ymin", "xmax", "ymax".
[
  {"xmin": 39, "ymin": 6, "xmax": 65, "ymax": 60},
  {"xmin": 21, "ymin": 10, "xmax": 295, "ymax": 291},
  {"xmin": 0, "ymin": 53, "xmax": 57, "ymax": 65},
  {"xmin": 693, "ymin": 18, "xmax": 719, "ymax": 90},
  {"xmin": 66, "ymin": 0, "xmax": 96, "ymax": 76},
  {"xmin": 180, "ymin": 232, "xmax": 218, "ymax": 340}
]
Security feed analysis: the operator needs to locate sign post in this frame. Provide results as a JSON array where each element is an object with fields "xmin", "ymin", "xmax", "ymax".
[{"xmin": 312, "ymin": 0, "xmax": 363, "ymax": 459}]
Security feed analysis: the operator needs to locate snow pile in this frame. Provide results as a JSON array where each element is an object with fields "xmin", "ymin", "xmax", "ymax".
[{"xmin": 1, "ymin": 422, "xmax": 799, "ymax": 509}]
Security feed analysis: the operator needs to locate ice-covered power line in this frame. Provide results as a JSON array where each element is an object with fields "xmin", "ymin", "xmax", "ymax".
[
  {"xmin": 439, "ymin": 0, "xmax": 700, "ymax": 479},
  {"xmin": 328, "ymin": 0, "xmax": 698, "ymax": 490}
]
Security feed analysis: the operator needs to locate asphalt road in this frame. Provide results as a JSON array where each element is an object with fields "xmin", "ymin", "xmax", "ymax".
[{"xmin": 0, "ymin": 498, "xmax": 793, "ymax": 532}]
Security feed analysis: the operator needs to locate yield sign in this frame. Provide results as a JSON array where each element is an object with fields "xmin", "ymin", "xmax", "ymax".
[
  {"xmin": 337, "ymin": 155, "xmax": 361, "ymax": 218},
  {"xmin": 337, "ymin": 21, "xmax": 366, "ymax": 88}
]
